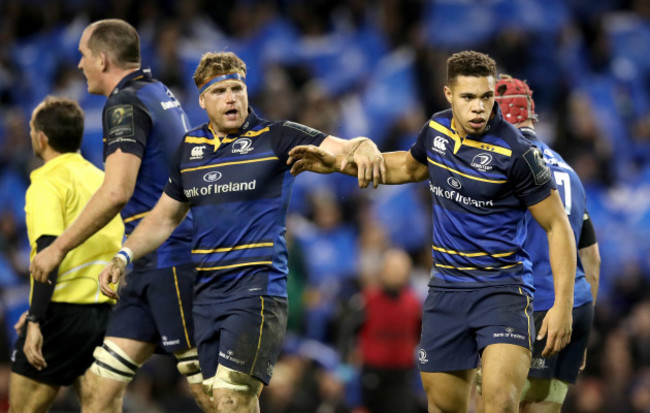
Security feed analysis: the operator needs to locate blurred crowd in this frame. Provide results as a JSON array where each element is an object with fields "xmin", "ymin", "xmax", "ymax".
[{"xmin": 1, "ymin": 0, "xmax": 650, "ymax": 411}]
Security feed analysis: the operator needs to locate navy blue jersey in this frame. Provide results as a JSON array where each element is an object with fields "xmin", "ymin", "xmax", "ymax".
[
  {"xmin": 164, "ymin": 109, "xmax": 327, "ymax": 304},
  {"xmin": 102, "ymin": 68, "xmax": 193, "ymax": 270},
  {"xmin": 521, "ymin": 127, "xmax": 594, "ymax": 311},
  {"xmin": 409, "ymin": 106, "xmax": 555, "ymax": 294}
]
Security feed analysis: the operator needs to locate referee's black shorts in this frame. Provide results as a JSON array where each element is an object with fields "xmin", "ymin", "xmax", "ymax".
[{"xmin": 11, "ymin": 302, "xmax": 111, "ymax": 386}]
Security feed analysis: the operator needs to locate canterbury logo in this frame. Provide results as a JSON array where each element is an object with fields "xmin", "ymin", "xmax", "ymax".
[{"xmin": 433, "ymin": 136, "xmax": 447, "ymax": 152}]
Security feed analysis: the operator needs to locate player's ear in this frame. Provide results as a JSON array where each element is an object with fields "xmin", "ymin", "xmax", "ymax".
[
  {"xmin": 199, "ymin": 94, "xmax": 206, "ymax": 109},
  {"xmin": 99, "ymin": 52, "xmax": 109, "ymax": 72},
  {"xmin": 37, "ymin": 131, "xmax": 49, "ymax": 151},
  {"xmin": 444, "ymin": 85, "xmax": 453, "ymax": 105}
]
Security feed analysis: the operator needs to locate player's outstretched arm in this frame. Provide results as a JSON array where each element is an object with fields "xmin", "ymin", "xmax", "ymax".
[
  {"xmin": 528, "ymin": 189, "xmax": 576, "ymax": 358},
  {"xmin": 288, "ymin": 146, "xmax": 427, "ymax": 187},
  {"xmin": 319, "ymin": 136, "xmax": 386, "ymax": 188},
  {"xmin": 99, "ymin": 193, "xmax": 189, "ymax": 299},
  {"xmin": 31, "ymin": 150, "xmax": 140, "ymax": 283}
]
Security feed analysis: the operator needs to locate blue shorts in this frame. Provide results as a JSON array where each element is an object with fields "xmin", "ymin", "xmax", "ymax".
[
  {"xmin": 193, "ymin": 295, "xmax": 288, "ymax": 385},
  {"xmin": 106, "ymin": 264, "xmax": 196, "ymax": 353},
  {"xmin": 528, "ymin": 302, "xmax": 593, "ymax": 383},
  {"xmin": 418, "ymin": 286, "xmax": 534, "ymax": 373}
]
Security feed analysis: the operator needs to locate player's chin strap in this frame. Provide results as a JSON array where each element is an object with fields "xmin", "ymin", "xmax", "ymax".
[
  {"xmin": 90, "ymin": 340, "xmax": 142, "ymax": 383},
  {"xmin": 203, "ymin": 365, "xmax": 263, "ymax": 398},
  {"xmin": 175, "ymin": 348, "xmax": 204, "ymax": 384}
]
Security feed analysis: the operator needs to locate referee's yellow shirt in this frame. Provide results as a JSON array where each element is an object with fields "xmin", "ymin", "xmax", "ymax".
[{"xmin": 25, "ymin": 152, "xmax": 124, "ymax": 305}]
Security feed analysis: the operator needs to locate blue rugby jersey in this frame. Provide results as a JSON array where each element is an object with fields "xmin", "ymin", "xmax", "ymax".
[
  {"xmin": 102, "ymin": 68, "xmax": 193, "ymax": 270},
  {"xmin": 409, "ymin": 105, "xmax": 555, "ymax": 294},
  {"xmin": 520, "ymin": 127, "xmax": 594, "ymax": 311},
  {"xmin": 164, "ymin": 109, "xmax": 327, "ymax": 304}
]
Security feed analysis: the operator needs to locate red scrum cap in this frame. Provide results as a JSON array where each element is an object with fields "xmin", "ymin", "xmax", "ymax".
[{"xmin": 494, "ymin": 74, "xmax": 538, "ymax": 125}]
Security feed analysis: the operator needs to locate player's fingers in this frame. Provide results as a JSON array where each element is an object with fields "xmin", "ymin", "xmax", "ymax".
[
  {"xmin": 33, "ymin": 348, "xmax": 47, "ymax": 370},
  {"xmin": 379, "ymin": 158, "xmax": 387, "ymax": 184},
  {"xmin": 542, "ymin": 330, "xmax": 557, "ymax": 358},
  {"xmin": 536, "ymin": 317, "xmax": 548, "ymax": 341},
  {"xmin": 290, "ymin": 160, "xmax": 307, "ymax": 176},
  {"xmin": 372, "ymin": 162, "xmax": 381, "ymax": 188},
  {"xmin": 24, "ymin": 345, "xmax": 42, "ymax": 370},
  {"xmin": 357, "ymin": 166, "xmax": 368, "ymax": 188}
]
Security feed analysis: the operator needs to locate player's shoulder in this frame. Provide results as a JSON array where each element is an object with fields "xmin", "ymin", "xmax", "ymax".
[
  {"xmin": 428, "ymin": 109, "xmax": 453, "ymax": 129},
  {"xmin": 272, "ymin": 119, "xmax": 321, "ymax": 137}
]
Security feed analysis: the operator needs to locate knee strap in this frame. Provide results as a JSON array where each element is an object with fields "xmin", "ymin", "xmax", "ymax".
[
  {"xmin": 203, "ymin": 365, "xmax": 263, "ymax": 398},
  {"xmin": 90, "ymin": 340, "xmax": 141, "ymax": 383},
  {"xmin": 521, "ymin": 378, "xmax": 569, "ymax": 404},
  {"xmin": 175, "ymin": 348, "xmax": 203, "ymax": 384}
]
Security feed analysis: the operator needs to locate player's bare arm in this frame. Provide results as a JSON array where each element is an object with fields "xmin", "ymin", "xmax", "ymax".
[
  {"xmin": 288, "ymin": 146, "xmax": 426, "ymax": 187},
  {"xmin": 579, "ymin": 243, "xmax": 600, "ymax": 304},
  {"xmin": 30, "ymin": 150, "xmax": 140, "ymax": 283},
  {"xmin": 528, "ymin": 189, "xmax": 576, "ymax": 358},
  {"xmin": 319, "ymin": 136, "xmax": 386, "ymax": 188},
  {"xmin": 99, "ymin": 193, "xmax": 190, "ymax": 299}
]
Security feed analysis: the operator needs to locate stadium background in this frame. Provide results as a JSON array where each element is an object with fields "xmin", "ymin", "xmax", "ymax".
[{"xmin": 1, "ymin": 0, "xmax": 649, "ymax": 411}]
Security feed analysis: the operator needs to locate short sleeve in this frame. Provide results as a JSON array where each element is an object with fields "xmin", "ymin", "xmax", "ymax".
[
  {"xmin": 103, "ymin": 95, "xmax": 151, "ymax": 160},
  {"xmin": 408, "ymin": 124, "xmax": 429, "ymax": 165},
  {"xmin": 270, "ymin": 121, "xmax": 327, "ymax": 164},
  {"xmin": 163, "ymin": 142, "xmax": 188, "ymax": 203},
  {"xmin": 578, "ymin": 210, "xmax": 597, "ymax": 248},
  {"xmin": 511, "ymin": 144, "xmax": 556, "ymax": 206},
  {"xmin": 25, "ymin": 180, "xmax": 65, "ymax": 246}
]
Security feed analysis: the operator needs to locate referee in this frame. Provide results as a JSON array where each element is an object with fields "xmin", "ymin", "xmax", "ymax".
[{"xmin": 9, "ymin": 96, "xmax": 124, "ymax": 412}]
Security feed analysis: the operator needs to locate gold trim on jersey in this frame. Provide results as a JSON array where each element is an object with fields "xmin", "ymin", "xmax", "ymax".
[
  {"xmin": 192, "ymin": 242, "xmax": 274, "ymax": 254},
  {"xmin": 427, "ymin": 158, "xmax": 507, "ymax": 184},
  {"xmin": 186, "ymin": 126, "xmax": 271, "ymax": 150},
  {"xmin": 432, "ymin": 246, "xmax": 517, "ymax": 258},
  {"xmin": 520, "ymin": 287, "xmax": 532, "ymax": 350},
  {"xmin": 123, "ymin": 211, "xmax": 149, "ymax": 223},
  {"xmin": 434, "ymin": 261, "xmax": 522, "ymax": 271},
  {"xmin": 196, "ymin": 261, "xmax": 273, "ymax": 271},
  {"xmin": 429, "ymin": 120, "xmax": 512, "ymax": 157},
  {"xmin": 250, "ymin": 296, "xmax": 265, "ymax": 375},
  {"xmin": 180, "ymin": 156, "xmax": 278, "ymax": 174},
  {"xmin": 221, "ymin": 127, "xmax": 270, "ymax": 145},
  {"xmin": 173, "ymin": 266, "xmax": 192, "ymax": 348}
]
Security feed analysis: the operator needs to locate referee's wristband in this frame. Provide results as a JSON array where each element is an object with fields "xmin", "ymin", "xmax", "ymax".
[
  {"xmin": 115, "ymin": 247, "xmax": 134, "ymax": 266},
  {"xmin": 25, "ymin": 313, "xmax": 43, "ymax": 324}
]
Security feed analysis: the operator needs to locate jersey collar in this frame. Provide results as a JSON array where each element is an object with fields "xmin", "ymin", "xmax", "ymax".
[
  {"xmin": 519, "ymin": 126, "xmax": 538, "ymax": 142},
  {"xmin": 110, "ymin": 68, "xmax": 152, "ymax": 97},
  {"xmin": 31, "ymin": 153, "xmax": 82, "ymax": 180}
]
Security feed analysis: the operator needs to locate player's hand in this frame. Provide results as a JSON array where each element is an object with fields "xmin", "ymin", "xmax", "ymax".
[
  {"xmin": 537, "ymin": 304, "xmax": 572, "ymax": 358},
  {"xmin": 99, "ymin": 257, "xmax": 126, "ymax": 299},
  {"xmin": 580, "ymin": 349, "xmax": 588, "ymax": 372},
  {"xmin": 30, "ymin": 244, "xmax": 65, "ymax": 284},
  {"xmin": 14, "ymin": 311, "xmax": 27, "ymax": 336},
  {"xmin": 288, "ymin": 145, "xmax": 338, "ymax": 176},
  {"xmin": 346, "ymin": 138, "xmax": 386, "ymax": 188},
  {"xmin": 24, "ymin": 321, "xmax": 47, "ymax": 370}
]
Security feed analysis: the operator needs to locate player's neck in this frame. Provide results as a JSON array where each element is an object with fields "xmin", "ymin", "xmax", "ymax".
[
  {"xmin": 41, "ymin": 148, "xmax": 65, "ymax": 164},
  {"xmin": 103, "ymin": 67, "xmax": 140, "ymax": 97}
]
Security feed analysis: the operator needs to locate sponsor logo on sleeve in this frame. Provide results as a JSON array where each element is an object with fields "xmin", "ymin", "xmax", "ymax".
[
  {"xmin": 523, "ymin": 147, "xmax": 551, "ymax": 185},
  {"xmin": 107, "ymin": 104, "xmax": 136, "ymax": 142}
]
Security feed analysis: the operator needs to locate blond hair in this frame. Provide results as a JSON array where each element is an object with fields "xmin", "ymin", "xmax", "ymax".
[{"xmin": 193, "ymin": 52, "xmax": 247, "ymax": 89}]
